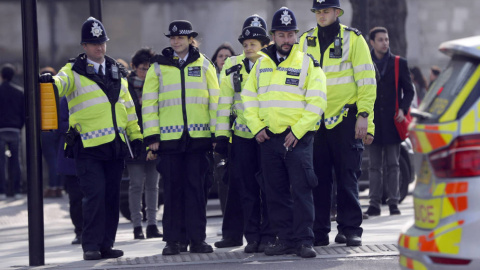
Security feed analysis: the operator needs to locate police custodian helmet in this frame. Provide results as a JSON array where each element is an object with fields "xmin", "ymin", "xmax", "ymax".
[
  {"xmin": 238, "ymin": 15, "xmax": 270, "ymax": 45},
  {"xmin": 164, "ymin": 20, "xmax": 198, "ymax": 38},
  {"xmin": 311, "ymin": 0, "xmax": 344, "ymax": 16},
  {"xmin": 270, "ymin": 7, "xmax": 299, "ymax": 34},
  {"xmin": 81, "ymin": 17, "xmax": 109, "ymax": 44}
]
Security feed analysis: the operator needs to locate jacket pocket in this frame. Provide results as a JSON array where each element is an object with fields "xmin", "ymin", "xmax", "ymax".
[{"xmin": 303, "ymin": 166, "xmax": 318, "ymax": 188}]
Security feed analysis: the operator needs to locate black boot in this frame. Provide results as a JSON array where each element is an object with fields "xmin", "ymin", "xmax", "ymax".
[
  {"xmin": 146, "ymin": 224, "xmax": 163, "ymax": 238},
  {"xmin": 133, "ymin": 226, "xmax": 145, "ymax": 240}
]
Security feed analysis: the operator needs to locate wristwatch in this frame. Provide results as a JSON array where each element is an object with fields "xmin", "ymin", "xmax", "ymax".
[{"xmin": 357, "ymin": 112, "xmax": 369, "ymax": 118}]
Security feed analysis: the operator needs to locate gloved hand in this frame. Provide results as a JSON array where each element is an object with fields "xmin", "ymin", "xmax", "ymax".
[
  {"xmin": 214, "ymin": 136, "xmax": 229, "ymax": 156},
  {"xmin": 130, "ymin": 139, "xmax": 143, "ymax": 159},
  {"xmin": 39, "ymin": 73, "xmax": 54, "ymax": 83}
]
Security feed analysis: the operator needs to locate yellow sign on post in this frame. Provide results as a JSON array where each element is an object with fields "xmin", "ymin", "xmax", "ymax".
[{"xmin": 39, "ymin": 82, "xmax": 58, "ymax": 130}]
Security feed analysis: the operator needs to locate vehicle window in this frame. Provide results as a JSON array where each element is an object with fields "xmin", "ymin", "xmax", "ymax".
[{"xmin": 418, "ymin": 56, "xmax": 480, "ymax": 123}]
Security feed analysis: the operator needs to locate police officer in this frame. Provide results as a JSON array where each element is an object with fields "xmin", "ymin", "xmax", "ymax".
[
  {"xmin": 142, "ymin": 20, "xmax": 219, "ymax": 255},
  {"xmin": 299, "ymin": 0, "xmax": 377, "ymax": 246},
  {"xmin": 215, "ymin": 15, "xmax": 275, "ymax": 253},
  {"xmin": 39, "ymin": 17, "xmax": 143, "ymax": 260},
  {"xmin": 242, "ymin": 7, "xmax": 327, "ymax": 258}
]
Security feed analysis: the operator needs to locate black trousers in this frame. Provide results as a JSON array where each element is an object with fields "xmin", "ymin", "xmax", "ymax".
[
  {"xmin": 222, "ymin": 136, "xmax": 275, "ymax": 244},
  {"xmin": 260, "ymin": 131, "xmax": 316, "ymax": 246},
  {"xmin": 63, "ymin": 174, "xmax": 83, "ymax": 237},
  {"xmin": 313, "ymin": 111, "xmax": 364, "ymax": 238},
  {"xmin": 75, "ymin": 158, "xmax": 124, "ymax": 252},
  {"xmin": 158, "ymin": 152, "xmax": 208, "ymax": 243}
]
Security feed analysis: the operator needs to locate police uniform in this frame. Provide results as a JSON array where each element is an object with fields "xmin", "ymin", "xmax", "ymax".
[
  {"xmin": 298, "ymin": 0, "xmax": 376, "ymax": 246},
  {"xmin": 142, "ymin": 20, "xmax": 219, "ymax": 255},
  {"xmin": 43, "ymin": 17, "xmax": 142, "ymax": 260},
  {"xmin": 215, "ymin": 15, "xmax": 275, "ymax": 253},
  {"xmin": 242, "ymin": 7, "xmax": 327, "ymax": 258}
]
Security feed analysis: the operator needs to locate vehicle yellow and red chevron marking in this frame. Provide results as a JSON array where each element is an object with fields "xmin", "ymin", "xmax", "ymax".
[{"xmin": 399, "ymin": 255, "xmax": 427, "ymax": 270}]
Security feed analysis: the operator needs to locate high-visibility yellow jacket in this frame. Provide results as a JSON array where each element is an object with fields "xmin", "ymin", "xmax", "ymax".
[
  {"xmin": 299, "ymin": 24, "xmax": 376, "ymax": 135},
  {"xmin": 241, "ymin": 44, "xmax": 327, "ymax": 139},
  {"xmin": 216, "ymin": 53, "xmax": 255, "ymax": 139},
  {"xmin": 142, "ymin": 46, "xmax": 219, "ymax": 152},
  {"xmin": 53, "ymin": 54, "xmax": 142, "ymax": 148}
]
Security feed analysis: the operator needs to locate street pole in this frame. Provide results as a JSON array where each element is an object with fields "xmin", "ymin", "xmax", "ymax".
[
  {"xmin": 89, "ymin": 0, "xmax": 103, "ymax": 21},
  {"xmin": 21, "ymin": 0, "xmax": 44, "ymax": 266}
]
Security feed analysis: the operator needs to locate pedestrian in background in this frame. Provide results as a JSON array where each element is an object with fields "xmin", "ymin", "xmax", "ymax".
[
  {"xmin": 242, "ymin": 7, "xmax": 327, "ymax": 258},
  {"xmin": 212, "ymin": 43, "xmax": 235, "ymax": 79},
  {"xmin": 39, "ymin": 17, "xmax": 143, "ymax": 260},
  {"xmin": 57, "ymin": 96, "xmax": 84, "ymax": 245},
  {"xmin": 126, "ymin": 47, "xmax": 162, "ymax": 240},
  {"xmin": 365, "ymin": 26, "xmax": 414, "ymax": 217},
  {"xmin": 428, "ymin": 65, "xmax": 441, "ymax": 88},
  {"xmin": 215, "ymin": 14, "xmax": 275, "ymax": 253},
  {"xmin": 299, "ymin": 0, "xmax": 377, "ymax": 247},
  {"xmin": 142, "ymin": 20, "xmax": 219, "ymax": 256},
  {"xmin": 409, "ymin": 66, "xmax": 427, "ymax": 105},
  {"xmin": 0, "ymin": 63, "xmax": 24, "ymax": 200}
]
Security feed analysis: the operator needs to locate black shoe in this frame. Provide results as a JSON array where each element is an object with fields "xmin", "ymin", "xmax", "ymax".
[
  {"xmin": 346, "ymin": 235, "xmax": 362, "ymax": 247},
  {"xmin": 334, "ymin": 233, "xmax": 346, "ymax": 244},
  {"xmin": 296, "ymin": 245, "xmax": 317, "ymax": 258},
  {"xmin": 162, "ymin": 242, "xmax": 180, "ymax": 255},
  {"xmin": 190, "ymin": 241, "xmax": 213, "ymax": 253},
  {"xmin": 244, "ymin": 241, "xmax": 259, "ymax": 253},
  {"xmin": 83, "ymin": 251, "xmax": 101, "ymax": 260},
  {"xmin": 364, "ymin": 205, "xmax": 381, "ymax": 217},
  {"xmin": 389, "ymin": 204, "xmax": 401, "ymax": 215},
  {"xmin": 313, "ymin": 235, "xmax": 329, "ymax": 246},
  {"xmin": 214, "ymin": 238, "xmax": 243, "ymax": 248},
  {"xmin": 179, "ymin": 242, "xmax": 188, "ymax": 252},
  {"xmin": 257, "ymin": 241, "xmax": 274, "ymax": 253},
  {"xmin": 101, "ymin": 248, "xmax": 124, "ymax": 259},
  {"xmin": 133, "ymin": 226, "xmax": 145, "ymax": 240},
  {"xmin": 146, "ymin": 224, "xmax": 163, "ymax": 238},
  {"xmin": 264, "ymin": 242, "xmax": 295, "ymax": 256},
  {"xmin": 71, "ymin": 235, "xmax": 82, "ymax": 245}
]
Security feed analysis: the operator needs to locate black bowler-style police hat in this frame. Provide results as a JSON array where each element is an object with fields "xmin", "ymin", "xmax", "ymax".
[
  {"xmin": 242, "ymin": 14, "xmax": 268, "ymax": 31},
  {"xmin": 164, "ymin": 20, "xmax": 198, "ymax": 38},
  {"xmin": 270, "ymin": 7, "xmax": 299, "ymax": 34},
  {"xmin": 238, "ymin": 15, "xmax": 270, "ymax": 45},
  {"xmin": 81, "ymin": 17, "xmax": 109, "ymax": 44},
  {"xmin": 311, "ymin": 0, "xmax": 344, "ymax": 16}
]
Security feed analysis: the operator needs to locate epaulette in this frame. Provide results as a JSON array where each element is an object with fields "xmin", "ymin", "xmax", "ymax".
[
  {"xmin": 306, "ymin": 53, "xmax": 320, "ymax": 67},
  {"xmin": 225, "ymin": 64, "xmax": 242, "ymax": 76},
  {"xmin": 117, "ymin": 63, "xmax": 129, "ymax": 77},
  {"xmin": 150, "ymin": 54, "xmax": 163, "ymax": 64},
  {"xmin": 299, "ymin": 27, "xmax": 315, "ymax": 39},
  {"xmin": 68, "ymin": 58, "xmax": 76, "ymax": 63},
  {"xmin": 345, "ymin": 27, "xmax": 362, "ymax": 36}
]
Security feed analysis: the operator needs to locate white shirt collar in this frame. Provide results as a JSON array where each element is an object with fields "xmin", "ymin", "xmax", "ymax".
[
  {"xmin": 174, "ymin": 52, "xmax": 189, "ymax": 62},
  {"xmin": 276, "ymin": 52, "xmax": 286, "ymax": 63},
  {"xmin": 249, "ymin": 60, "xmax": 255, "ymax": 70},
  {"xmin": 86, "ymin": 58, "xmax": 106, "ymax": 74}
]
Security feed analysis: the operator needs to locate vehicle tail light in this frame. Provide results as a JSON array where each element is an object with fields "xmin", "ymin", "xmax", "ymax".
[
  {"xmin": 429, "ymin": 134, "xmax": 480, "ymax": 178},
  {"xmin": 430, "ymin": 255, "xmax": 471, "ymax": 265}
]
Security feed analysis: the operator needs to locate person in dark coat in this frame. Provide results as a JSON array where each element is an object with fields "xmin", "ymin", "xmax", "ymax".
[
  {"xmin": 0, "ymin": 63, "xmax": 24, "ymax": 199},
  {"xmin": 57, "ymin": 96, "xmax": 84, "ymax": 244},
  {"xmin": 365, "ymin": 27, "xmax": 414, "ymax": 217}
]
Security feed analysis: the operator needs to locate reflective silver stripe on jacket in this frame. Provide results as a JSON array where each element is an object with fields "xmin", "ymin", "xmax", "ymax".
[
  {"xmin": 342, "ymin": 30, "xmax": 350, "ymax": 62},
  {"xmin": 306, "ymin": 89, "xmax": 327, "ymax": 101},
  {"xmin": 57, "ymin": 71, "xmax": 71, "ymax": 97},
  {"xmin": 144, "ymin": 119, "xmax": 159, "ymax": 129},
  {"xmin": 259, "ymin": 100, "xmax": 306, "ymax": 109},
  {"xmin": 327, "ymin": 76, "xmax": 355, "ymax": 86},
  {"xmin": 258, "ymin": 84, "xmax": 306, "ymax": 96},
  {"xmin": 143, "ymin": 92, "xmax": 158, "ymax": 101},
  {"xmin": 323, "ymin": 62, "xmax": 353, "ymax": 73},
  {"xmin": 154, "ymin": 63, "xmax": 164, "ymax": 94},
  {"xmin": 298, "ymin": 54, "xmax": 311, "ymax": 89},
  {"xmin": 159, "ymin": 97, "xmax": 209, "ymax": 108},
  {"xmin": 357, "ymin": 78, "xmax": 377, "ymax": 87},
  {"xmin": 353, "ymin": 63, "xmax": 375, "ymax": 74},
  {"xmin": 68, "ymin": 71, "xmax": 109, "ymax": 114},
  {"xmin": 216, "ymin": 123, "xmax": 231, "ymax": 132},
  {"xmin": 243, "ymin": 100, "xmax": 259, "ymax": 109}
]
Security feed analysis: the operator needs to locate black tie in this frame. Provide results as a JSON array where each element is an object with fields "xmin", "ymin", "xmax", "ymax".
[
  {"xmin": 98, "ymin": 65, "xmax": 104, "ymax": 77},
  {"xmin": 279, "ymin": 57, "xmax": 285, "ymax": 64},
  {"xmin": 179, "ymin": 60, "xmax": 185, "ymax": 67}
]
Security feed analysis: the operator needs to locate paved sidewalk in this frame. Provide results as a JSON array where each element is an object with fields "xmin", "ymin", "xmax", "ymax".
[{"xmin": 0, "ymin": 191, "xmax": 413, "ymax": 269}]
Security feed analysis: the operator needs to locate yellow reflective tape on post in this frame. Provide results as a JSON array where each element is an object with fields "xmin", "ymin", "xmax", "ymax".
[{"xmin": 440, "ymin": 65, "xmax": 480, "ymax": 122}]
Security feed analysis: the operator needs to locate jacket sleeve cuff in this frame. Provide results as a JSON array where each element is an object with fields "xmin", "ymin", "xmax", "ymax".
[{"xmin": 144, "ymin": 135, "xmax": 160, "ymax": 146}]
